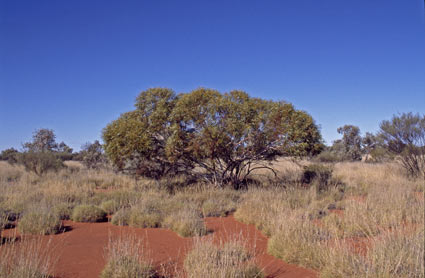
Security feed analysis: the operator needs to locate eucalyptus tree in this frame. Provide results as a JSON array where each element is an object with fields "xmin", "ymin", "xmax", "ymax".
[{"xmin": 103, "ymin": 87, "xmax": 323, "ymax": 187}]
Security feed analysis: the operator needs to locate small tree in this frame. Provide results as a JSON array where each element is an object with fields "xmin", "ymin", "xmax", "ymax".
[
  {"xmin": 17, "ymin": 151, "xmax": 64, "ymax": 176},
  {"xmin": 17, "ymin": 128, "xmax": 65, "ymax": 175},
  {"xmin": 379, "ymin": 112, "xmax": 425, "ymax": 177},
  {"xmin": 336, "ymin": 125, "xmax": 362, "ymax": 161},
  {"xmin": 81, "ymin": 140, "xmax": 107, "ymax": 169},
  {"xmin": 23, "ymin": 128, "xmax": 58, "ymax": 153}
]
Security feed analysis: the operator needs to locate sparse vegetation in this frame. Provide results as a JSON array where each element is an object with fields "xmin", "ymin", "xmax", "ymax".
[{"xmin": 0, "ymin": 112, "xmax": 423, "ymax": 278}]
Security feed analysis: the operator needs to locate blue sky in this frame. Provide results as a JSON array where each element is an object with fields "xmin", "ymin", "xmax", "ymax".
[{"xmin": 1, "ymin": 0, "xmax": 424, "ymax": 151}]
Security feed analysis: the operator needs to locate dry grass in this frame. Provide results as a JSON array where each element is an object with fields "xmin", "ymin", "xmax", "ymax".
[
  {"xmin": 0, "ymin": 159, "xmax": 423, "ymax": 278},
  {"xmin": 0, "ymin": 237, "xmax": 57, "ymax": 278},
  {"xmin": 183, "ymin": 236, "xmax": 264, "ymax": 278},
  {"xmin": 101, "ymin": 233, "xmax": 155, "ymax": 278}
]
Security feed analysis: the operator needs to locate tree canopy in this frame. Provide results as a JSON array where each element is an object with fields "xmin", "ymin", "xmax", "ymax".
[{"xmin": 103, "ymin": 88, "xmax": 323, "ymax": 187}]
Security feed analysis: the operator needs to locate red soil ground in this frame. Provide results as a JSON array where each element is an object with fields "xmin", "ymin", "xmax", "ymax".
[{"xmin": 1, "ymin": 216, "xmax": 317, "ymax": 278}]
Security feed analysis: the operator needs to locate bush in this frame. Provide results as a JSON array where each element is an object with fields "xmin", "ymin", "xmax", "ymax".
[
  {"xmin": 201, "ymin": 198, "xmax": 234, "ymax": 217},
  {"xmin": 100, "ymin": 200, "xmax": 120, "ymax": 215},
  {"xmin": 129, "ymin": 209, "xmax": 162, "ymax": 228},
  {"xmin": 52, "ymin": 203, "xmax": 73, "ymax": 220},
  {"xmin": 111, "ymin": 208, "xmax": 131, "ymax": 226},
  {"xmin": 314, "ymin": 150, "xmax": 344, "ymax": 163},
  {"xmin": 164, "ymin": 209, "xmax": 206, "ymax": 237},
  {"xmin": 0, "ymin": 148, "xmax": 19, "ymax": 164},
  {"xmin": 18, "ymin": 211, "xmax": 61, "ymax": 235},
  {"xmin": 71, "ymin": 205, "xmax": 107, "ymax": 222},
  {"xmin": 16, "ymin": 152, "xmax": 64, "ymax": 176},
  {"xmin": 302, "ymin": 164, "xmax": 334, "ymax": 192},
  {"xmin": 184, "ymin": 238, "xmax": 263, "ymax": 278},
  {"xmin": 379, "ymin": 112, "xmax": 425, "ymax": 177}
]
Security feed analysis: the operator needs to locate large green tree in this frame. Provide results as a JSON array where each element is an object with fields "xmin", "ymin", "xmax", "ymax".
[{"xmin": 103, "ymin": 88, "xmax": 323, "ymax": 186}]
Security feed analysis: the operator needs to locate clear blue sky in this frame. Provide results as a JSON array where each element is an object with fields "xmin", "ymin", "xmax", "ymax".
[{"xmin": 1, "ymin": 0, "xmax": 424, "ymax": 151}]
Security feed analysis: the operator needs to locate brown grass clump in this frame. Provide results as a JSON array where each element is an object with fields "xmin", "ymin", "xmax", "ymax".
[
  {"xmin": 100, "ymin": 233, "xmax": 155, "ymax": 278},
  {"xmin": 183, "ymin": 237, "xmax": 264, "ymax": 278}
]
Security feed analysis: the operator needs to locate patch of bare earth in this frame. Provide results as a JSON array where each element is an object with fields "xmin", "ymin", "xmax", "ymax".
[{"xmin": 1, "ymin": 216, "xmax": 317, "ymax": 278}]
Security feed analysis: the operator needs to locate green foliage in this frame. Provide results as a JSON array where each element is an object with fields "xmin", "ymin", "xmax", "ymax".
[
  {"xmin": 71, "ymin": 205, "xmax": 107, "ymax": 222},
  {"xmin": 379, "ymin": 112, "xmax": 425, "ymax": 177},
  {"xmin": 16, "ymin": 151, "xmax": 65, "ymax": 176},
  {"xmin": 103, "ymin": 87, "xmax": 323, "ymax": 186},
  {"xmin": 18, "ymin": 211, "xmax": 61, "ymax": 235},
  {"xmin": 103, "ymin": 88, "xmax": 188, "ymax": 178}
]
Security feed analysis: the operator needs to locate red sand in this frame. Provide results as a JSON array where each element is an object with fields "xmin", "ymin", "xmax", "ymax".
[{"xmin": 1, "ymin": 216, "xmax": 317, "ymax": 278}]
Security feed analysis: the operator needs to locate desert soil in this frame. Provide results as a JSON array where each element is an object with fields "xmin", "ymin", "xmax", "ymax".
[{"xmin": 1, "ymin": 215, "xmax": 317, "ymax": 278}]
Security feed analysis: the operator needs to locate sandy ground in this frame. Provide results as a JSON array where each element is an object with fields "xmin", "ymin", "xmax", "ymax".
[{"xmin": 2, "ymin": 215, "xmax": 317, "ymax": 278}]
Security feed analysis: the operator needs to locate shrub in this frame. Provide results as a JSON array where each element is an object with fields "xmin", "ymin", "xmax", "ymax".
[
  {"xmin": 52, "ymin": 203, "xmax": 73, "ymax": 220},
  {"xmin": 302, "ymin": 164, "xmax": 334, "ymax": 192},
  {"xmin": 0, "ymin": 148, "xmax": 19, "ymax": 164},
  {"xmin": 184, "ymin": 238, "xmax": 263, "ymax": 278},
  {"xmin": 71, "ymin": 205, "xmax": 107, "ymax": 222},
  {"xmin": 80, "ymin": 140, "xmax": 107, "ymax": 170},
  {"xmin": 111, "ymin": 208, "xmax": 131, "ymax": 226},
  {"xmin": 379, "ymin": 112, "xmax": 425, "ymax": 178},
  {"xmin": 100, "ymin": 200, "xmax": 120, "ymax": 215},
  {"xmin": 314, "ymin": 150, "xmax": 344, "ymax": 163},
  {"xmin": 16, "ymin": 152, "xmax": 64, "ymax": 176},
  {"xmin": 201, "ymin": 198, "xmax": 234, "ymax": 217},
  {"xmin": 164, "ymin": 209, "xmax": 206, "ymax": 237},
  {"xmin": 129, "ymin": 209, "xmax": 162, "ymax": 228},
  {"xmin": 100, "ymin": 234, "xmax": 155, "ymax": 278},
  {"xmin": 18, "ymin": 211, "xmax": 61, "ymax": 235}
]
